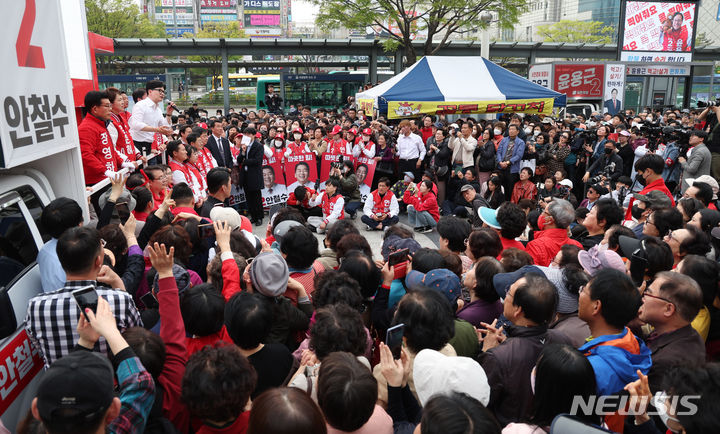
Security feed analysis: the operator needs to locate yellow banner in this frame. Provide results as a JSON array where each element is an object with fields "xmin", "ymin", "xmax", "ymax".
[
  {"xmin": 357, "ymin": 98, "xmax": 374, "ymax": 115},
  {"xmin": 387, "ymin": 98, "xmax": 555, "ymax": 119}
]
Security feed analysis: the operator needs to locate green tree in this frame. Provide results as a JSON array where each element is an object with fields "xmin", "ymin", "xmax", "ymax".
[
  {"xmin": 537, "ymin": 20, "xmax": 614, "ymax": 44},
  {"xmin": 184, "ymin": 22, "xmax": 247, "ymax": 90},
  {"xmin": 312, "ymin": 0, "xmax": 527, "ymax": 66},
  {"xmin": 85, "ymin": 0, "xmax": 166, "ymax": 38}
]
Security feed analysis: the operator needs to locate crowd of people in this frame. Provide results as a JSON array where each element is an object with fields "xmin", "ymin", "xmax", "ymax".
[{"xmin": 5, "ymin": 78, "xmax": 720, "ymax": 434}]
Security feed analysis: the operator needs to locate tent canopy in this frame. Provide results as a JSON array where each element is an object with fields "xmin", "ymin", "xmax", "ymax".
[{"xmin": 356, "ymin": 56, "xmax": 566, "ymax": 119}]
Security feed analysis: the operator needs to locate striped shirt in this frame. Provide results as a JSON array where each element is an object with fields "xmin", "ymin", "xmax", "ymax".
[{"xmin": 25, "ymin": 280, "xmax": 142, "ymax": 367}]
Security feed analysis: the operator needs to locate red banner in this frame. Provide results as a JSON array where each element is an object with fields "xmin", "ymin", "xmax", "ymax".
[
  {"xmin": 553, "ymin": 64, "xmax": 604, "ymax": 98},
  {"xmin": 355, "ymin": 157, "xmax": 376, "ymax": 202},
  {"xmin": 0, "ymin": 330, "xmax": 44, "ymax": 415},
  {"xmin": 284, "ymin": 152, "xmax": 317, "ymax": 192},
  {"xmin": 262, "ymin": 154, "xmax": 288, "ymax": 208}
]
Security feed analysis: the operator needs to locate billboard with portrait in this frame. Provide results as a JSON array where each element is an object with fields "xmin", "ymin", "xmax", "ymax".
[
  {"xmin": 620, "ymin": 1, "xmax": 698, "ymax": 63},
  {"xmin": 284, "ymin": 152, "xmax": 317, "ymax": 192},
  {"xmin": 261, "ymin": 154, "xmax": 287, "ymax": 208}
]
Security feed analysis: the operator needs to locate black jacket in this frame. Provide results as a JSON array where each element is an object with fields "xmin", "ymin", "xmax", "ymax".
[
  {"xmin": 474, "ymin": 141, "xmax": 496, "ymax": 172},
  {"xmin": 478, "ymin": 324, "xmax": 571, "ymax": 426},
  {"xmin": 265, "ymin": 93, "xmax": 283, "ymax": 114},
  {"xmin": 206, "ymin": 134, "xmax": 233, "ymax": 168},
  {"xmin": 237, "ymin": 139, "xmax": 264, "ymax": 191},
  {"xmin": 587, "ymin": 152, "xmax": 623, "ymax": 181}
]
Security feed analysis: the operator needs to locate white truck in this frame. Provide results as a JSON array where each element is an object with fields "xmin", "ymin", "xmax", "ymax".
[{"xmin": 0, "ymin": 0, "xmax": 119, "ymax": 430}]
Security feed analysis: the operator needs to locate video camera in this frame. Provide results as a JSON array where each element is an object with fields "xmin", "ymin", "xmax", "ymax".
[{"xmin": 575, "ymin": 128, "xmax": 597, "ymax": 144}]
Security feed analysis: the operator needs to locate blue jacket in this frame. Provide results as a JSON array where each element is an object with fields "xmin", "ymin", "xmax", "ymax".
[
  {"xmin": 496, "ymin": 136, "xmax": 526, "ymax": 174},
  {"xmin": 579, "ymin": 327, "xmax": 652, "ymax": 396},
  {"xmin": 661, "ymin": 142, "xmax": 681, "ymax": 183}
]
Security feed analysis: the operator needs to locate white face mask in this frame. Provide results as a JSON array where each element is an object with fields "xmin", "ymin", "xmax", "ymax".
[
  {"xmin": 524, "ymin": 127, "xmax": 533, "ymax": 135},
  {"xmin": 362, "ymin": 135, "xmax": 371, "ymax": 142},
  {"xmin": 493, "ymin": 128, "xmax": 502, "ymax": 136},
  {"xmin": 533, "ymin": 130, "xmax": 541, "ymax": 136},
  {"xmin": 647, "ymin": 116, "xmax": 653, "ymax": 122},
  {"xmin": 274, "ymin": 140, "xmax": 283, "ymax": 147},
  {"xmin": 294, "ymin": 133, "xmax": 302, "ymax": 141}
]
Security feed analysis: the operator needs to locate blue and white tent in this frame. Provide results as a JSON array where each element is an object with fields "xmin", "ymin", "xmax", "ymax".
[{"xmin": 356, "ymin": 56, "xmax": 566, "ymax": 118}]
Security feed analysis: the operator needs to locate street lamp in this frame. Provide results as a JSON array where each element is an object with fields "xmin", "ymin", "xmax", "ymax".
[{"xmin": 480, "ymin": 11, "xmax": 493, "ymax": 59}]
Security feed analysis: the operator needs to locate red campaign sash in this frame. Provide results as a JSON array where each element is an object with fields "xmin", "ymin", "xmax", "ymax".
[
  {"xmin": 110, "ymin": 113, "xmax": 136, "ymax": 160},
  {"xmin": 186, "ymin": 162, "xmax": 207, "ymax": 193},
  {"xmin": 196, "ymin": 148, "xmax": 216, "ymax": 179},
  {"xmin": 328, "ymin": 139, "xmax": 348, "ymax": 155},
  {"xmin": 288, "ymin": 142, "xmax": 306, "ymax": 155},
  {"xmin": 169, "ymin": 159, "xmax": 191, "ymax": 183}
]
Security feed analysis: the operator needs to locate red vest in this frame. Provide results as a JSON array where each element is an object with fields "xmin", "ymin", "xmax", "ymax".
[
  {"xmin": 288, "ymin": 141, "xmax": 306, "ymax": 155},
  {"xmin": 169, "ymin": 159, "xmax": 191, "ymax": 184},
  {"xmin": 185, "ymin": 162, "xmax": 206, "ymax": 196},
  {"xmin": 371, "ymin": 190, "xmax": 392, "ymax": 215},
  {"xmin": 322, "ymin": 193, "xmax": 345, "ymax": 220},
  {"xmin": 110, "ymin": 113, "xmax": 136, "ymax": 160},
  {"xmin": 328, "ymin": 139, "xmax": 349, "ymax": 155}
]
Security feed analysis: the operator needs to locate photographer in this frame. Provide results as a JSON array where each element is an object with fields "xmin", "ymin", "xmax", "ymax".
[
  {"xmin": 329, "ymin": 160, "xmax": 363, "ymax": 219},
  {"xmin": 679, "ymin": 130, "xmax": 712, "ymax": 194},
  {"xmin": 583, "ymin": 124, "xmax": 610, "ymax": 164},
  {"xmin": 582, "ymin": 140, "xmax": 623, "ymax": 185},
  {"xmin": 698, "ymin": 103, "xmax": 720, "ymax": 178}
]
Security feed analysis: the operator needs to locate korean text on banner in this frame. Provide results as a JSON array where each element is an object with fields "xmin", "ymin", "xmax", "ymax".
[
  {"xmin": 284, "ymin": 152, "xmax": 318, "ymax": 191},
  {"xmin": 603, "ymin": 64, "xmax": 626, "ymax": 116},
  {"xmin": 357, "ymin": 99, "xmax": 375, "ymax": 115},
  {"xmin": 553, "ymin": 64, "xmax": 604, "ymax": 99},
  {"xmin": 387, "ymin": 98, "xmax": 555, "ymax": 119},
  {"xmin": 261, "ymin": 154, "xmax": 288, "ymax": 208},
  {"xmin": 0, "ymin": 0, "xmax": 78, "ymax": 168}
]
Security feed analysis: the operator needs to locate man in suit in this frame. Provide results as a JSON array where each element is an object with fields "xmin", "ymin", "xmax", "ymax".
[
  {"xmin": 237, "ymin": 127, "xmax": 265, "ymax": 225},
  {"xmin": 603, "ymin": 88, "xmax": 622, "ymax": 116},
  {"xmin": 206, "ymin": 120, "xmax": 233, "ymax": 168}
]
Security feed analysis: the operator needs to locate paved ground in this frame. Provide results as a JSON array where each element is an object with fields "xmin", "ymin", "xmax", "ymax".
[{"xmin": 249, "ymin": 210, "xmax": 440, "ymax": 260}]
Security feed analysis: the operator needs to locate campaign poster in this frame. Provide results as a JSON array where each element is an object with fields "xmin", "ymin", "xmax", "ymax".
[
  {"xmin": 355, "ymin": 157, "xmax": 376, "ymax": 202},
  {"xmin": 553, "ymin": 64, "xmax": 604, "ymax": 99},
  {"xmin": 261, "ymin": 154, "xmax": 287, "ymax": 208},
  {"xmin": 528, "ymin": 64, "xmax": 553, "ymax": 89},
  {"xmin": 229, "ymin": 166, "xmax": 246, "ymax": 209},
  {"xmin": 602, "ymin": 64, "xmax": 626, "ymax": 116},
  {"xmin": 620, "ymin": 1, "xmax": 696, "ymax": 63},
  {"xmin": 284, "ymin": 152, "xmax": 317, "ymax": 192}
]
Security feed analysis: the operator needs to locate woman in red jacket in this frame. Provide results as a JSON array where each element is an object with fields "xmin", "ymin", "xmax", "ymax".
[{"xmin": 403, "ymin": 179, "xmax": 440, "ymax": 233}]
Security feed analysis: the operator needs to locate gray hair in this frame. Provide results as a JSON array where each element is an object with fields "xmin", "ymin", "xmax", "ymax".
[{"xmin": 546, "ymin": 199, "xmax": 575, "ymax": 229}]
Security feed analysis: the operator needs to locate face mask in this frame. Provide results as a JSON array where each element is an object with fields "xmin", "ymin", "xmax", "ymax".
[
  {"xmin": 524, "ymin": 127, "xmax": 533, "ymax": 135},
  {"xmin": 274, "ymin": 140, "xmax": 283, "ymax": 147},
  {"xmin": 294, "ymin": 134, "xmax": 302, "ymax": 141},
  {"xmin": 362, "ymin": 135, "xmax": 371, "ymax": 142},
  {"xmin": 631, "ymin": 204, "xmax": 645, "ymax": 220},
  {"xmin": 605, "ymin": 147, "xmax": 613, "ymax": 155},
  {"xmin": 537, "ymin": 214, "xmax": 546, "ymax": 231},
  {"xmin": 534, "ymin": 130, "xmax": 541, "ymax": 136},
  {"xmin": 647, "ymin": 116, "xmax": 653, "ymax": 122},
  {"xmin": 493, "ymin": 128, "xmax": 501, "ymax": 136},
  {"xmin": 636, "ymin": 173, "xmax": 647, "ymax": 186},
  {"xmin": 404, "ymin": 175, "xmax": 413, "ymax": 183}
]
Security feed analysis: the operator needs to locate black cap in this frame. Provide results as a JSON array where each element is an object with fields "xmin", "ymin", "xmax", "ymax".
[{"xmin": 36, "ymin": 351, "xmax": 115, "ymax": 423}]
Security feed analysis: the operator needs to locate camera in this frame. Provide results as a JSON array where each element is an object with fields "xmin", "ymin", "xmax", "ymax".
[
  {"xmin": 331, "ymin": 155, "xmax": 344, "ymax": 170},
  {"xmin": 697, "ymin": 99, "xmax": 720, "ymax": 108},
  {"xmin": 589, "ymin": 162, "xmax": 616, "ymax": 184},
  {"xmin": 576, "ymin": 128, "xmax": 597, "ymax": 144}
]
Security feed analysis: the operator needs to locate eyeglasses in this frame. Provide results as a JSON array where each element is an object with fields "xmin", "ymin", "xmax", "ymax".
[
  {"xmin": 665, "ymin": 230, "xmax": 677, "ymax": 242},
  {"xmin": 152, "ymin": 88, "xmax": 166, "ymax": 94},
  {"xmin": 642, "ymin": 288, "xmax": 674, "ymax": 304}
]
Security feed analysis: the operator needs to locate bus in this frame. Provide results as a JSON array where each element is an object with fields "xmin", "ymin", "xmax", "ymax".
[
  {"xmin": 266, "ymin": 74, "xmax": 366, "ymax": 112},
  {"xmin": 213, "ymin": 74, "xmax": 279, "ymax": 94},
  {"xmin": 255, "ymin": 76, "xmax": 282, "ymax": 110},
  {"xmin": 328, "ymin": 69, "xmax": 396, "ymax": 84}
]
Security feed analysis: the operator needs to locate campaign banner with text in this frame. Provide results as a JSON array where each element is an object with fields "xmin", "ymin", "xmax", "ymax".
[
  {"xmin": 387, "ymin": 98, "xmax": 554, "ymax": 119},
  {"xmin": 355, "ymin": 156, "xmax": 376, "ymax": 202},
  {"xmin": 603, "ymin": 64, "xmax": 626, "ymax": 116},
  {"xmin": 261, "ymin": 154, "xmax": 287, "ymax": 208},
  {"xmin": 553, "ymin": 64, "xmax": 604, "ymax": 99},
  {"xmin": 620, "ymin": 1, "xmax": 697, "ymax": 63},
  {"xmin": 284, "ymin": 152, "xmax": 317, "ymax": 192},
  {"xmin": 528, "ymin": 64, "xmax": 553, "ymax": 89}
]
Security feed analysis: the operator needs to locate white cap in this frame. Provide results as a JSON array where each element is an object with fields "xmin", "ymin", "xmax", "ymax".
[
  {"xmin": 558, "ymin": 179, "xmax": 574, "ymax": 189},
  {"xmin": 413, "ymin": 349, "xmax": 490, "ymax": 406}
]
